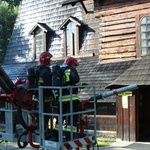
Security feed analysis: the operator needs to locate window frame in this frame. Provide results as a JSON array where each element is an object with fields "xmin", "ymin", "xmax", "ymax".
[
  {"xmin": 136, "ymin": 14, "xmax": 150, "ymax": 57},
  {"xmin": 29, "ymin": 23, "xmax": 51, "ymax": 60},
  {"xmin": 33, "ymin": 28, "xmax": 46, "ymax": 59},
  {"xmin": 59, "ymin": 16, "xmax": 81, "ymax": 57}
]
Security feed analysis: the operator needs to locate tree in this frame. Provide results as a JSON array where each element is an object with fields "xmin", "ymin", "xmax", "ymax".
[
  {"xmin": 0, "ymin": 0, "xmax": 21, "ymax": 63},
  {"xmin": 3, "ymin": 0, "xmax": 21, "ymax": 8}
]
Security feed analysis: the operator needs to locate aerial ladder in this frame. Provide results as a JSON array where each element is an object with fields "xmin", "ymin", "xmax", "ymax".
[{"xmin": 0, "ymin": 65, "xmax": 138, "ymax": 149}]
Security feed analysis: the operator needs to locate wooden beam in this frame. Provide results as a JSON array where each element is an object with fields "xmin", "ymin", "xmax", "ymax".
[
  {"xmin": 100, "ymin": 39, "xmax": 135, "ymax": 48},
  {"xmin": 100, "ymin": 46, "xmax": 135, "ymax": 54},
  {"xmin": 95, "ymin": 1, "xmax": 150, "ymax": 17},
  {"xmin": 101, "ymin": 34, "xmax": 136, "ymax": 43},
  {"xmin": 100, "ymin": 52, "xmax": 136, "ymax": 60},
  {"xmin": 100, "ymin": 6, "xmax": 150, "ymax": 22},
  {"xmin": 101, "ymin": 28, "xmax": 135, "ymax": 37},
  {"xmin": 101, "ymin": 22, "xmax": 135, "ymax": 32},
  {"xmin": 101, "ymin": 18, "xmax": 135, "ymax": 27}
]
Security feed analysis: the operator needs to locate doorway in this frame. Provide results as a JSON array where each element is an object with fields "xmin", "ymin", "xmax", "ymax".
[{"xmin": 138, "ymin": 88, "xmax": 150, "ymax": 142}]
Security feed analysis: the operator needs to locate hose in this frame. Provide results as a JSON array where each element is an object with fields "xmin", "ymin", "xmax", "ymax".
[
  {"xmin": 17, "ymin": 130, "xmax": 28, "ymax": 148},
  {"xmin": 28, "ymin": 130, "xmax": 40, "ymax": 149},
  {"xmin": 17, "ymin": 87, "xmax": 37, "ymax": 131}
]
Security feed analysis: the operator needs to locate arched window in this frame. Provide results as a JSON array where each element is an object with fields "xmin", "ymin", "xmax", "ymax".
[
  {"xmin": 59, "ymin": 16, "xmax": 82, "ymax": 57},
  {"xmin": 66, "ymin": 22, "xmax": 76, "ymax": 56},
  {"xmin": 140, "ymin": 16, "xmax": 150, "ymax": 55},
  {"xmin": 34, "ymin": 28, "xmax": 44, "ymax": 58}
]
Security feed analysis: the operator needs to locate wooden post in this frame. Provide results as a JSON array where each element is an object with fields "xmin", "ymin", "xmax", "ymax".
[
  {"xmin": 129, "ymin": 95, "xmax": 136, "ymax": 141},
  {"xmin": 116, "ymin": 96, "xmax": 123, "ymax": 141}
]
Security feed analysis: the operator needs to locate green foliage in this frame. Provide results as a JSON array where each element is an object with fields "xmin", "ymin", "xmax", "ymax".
[
  {"xmin": 0, "ymin": 0, "xmax": 21, "ymax": 63},
  {"xmin": 2, "ymin": 0, "xmax": 22, "ymax": 8}
]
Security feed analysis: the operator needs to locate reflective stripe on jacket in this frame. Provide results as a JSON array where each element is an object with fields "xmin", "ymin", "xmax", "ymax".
[{"xmin": 62, "ymin": 94, "xmax": 79, "ymax": 102}]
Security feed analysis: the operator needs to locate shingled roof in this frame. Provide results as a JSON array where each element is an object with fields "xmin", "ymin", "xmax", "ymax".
[
  {"xmin": 29, "ymin": 22, "xmax": 53, "ymax": 35},
  {"xmin": 76, "ymin": 57, "xmax": 137, "ymax": 102},
  {"xmin": 107, "ymin": 53, "xmax": 150, "ymax": 88}
]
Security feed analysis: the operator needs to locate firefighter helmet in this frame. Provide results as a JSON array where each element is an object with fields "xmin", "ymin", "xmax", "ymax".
[
  {"xmin": 64, "ymin": 57, "xmax": 79, "ymax": 67},
  {"xmin": 39, "ymin": 51, "xmax": 53, "ymax": 65}
]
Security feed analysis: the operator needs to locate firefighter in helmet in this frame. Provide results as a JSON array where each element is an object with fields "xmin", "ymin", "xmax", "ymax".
[
  {"xmin": 38, "ymin": 51, "xmax": 53, "ymax": 86},
  {"xmin": 62, "ymin": 57, "xmax": 81, "ymax": 128},
  {"xmin": 55, "ymin": 56, "xmax": 86, "ymax": 140},
  {"xmin": 38, "ymin": 51, "xmax": 53, "ymax": 136}
]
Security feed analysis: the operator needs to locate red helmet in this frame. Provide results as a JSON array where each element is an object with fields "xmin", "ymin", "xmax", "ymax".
[
  {"xmin": 39, "ymin": 51, "xmax": 53, "ymax": 65},
  {"xmin": 64, "ymin": 57, "xmax": 79, "ymax": 67}
]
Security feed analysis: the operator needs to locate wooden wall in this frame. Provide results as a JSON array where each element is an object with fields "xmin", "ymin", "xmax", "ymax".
[
  {"xmin": 96, "ymin": 115, "xmax": 116, "ymax": 131},
  {"xmin": 89, "ymin": 115, "xmax": 116, "ymax": 131},
  {"xmin": 94, "ymin": 0, "xmax": 150, "ymax": 61}
]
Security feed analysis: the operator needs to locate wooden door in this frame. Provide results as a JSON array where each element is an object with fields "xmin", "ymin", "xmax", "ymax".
[{"xmin": 116, "ymin": 95, "xmax": 136, "ymax": 141}]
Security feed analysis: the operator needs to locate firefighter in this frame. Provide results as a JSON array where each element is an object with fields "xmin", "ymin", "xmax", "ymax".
[
  {"xmin": 38, "ymin": 51, "xmax": 53, "ymax": 136},
  {"xmin": 55, "ymin": 57, "xmax": 87, "ymax": 140},
  {"xmin": 62, "ymin": 57, "xmax": 81, "ymax": 128}
]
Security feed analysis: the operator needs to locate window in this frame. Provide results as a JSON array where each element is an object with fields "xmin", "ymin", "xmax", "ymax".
[
  {"xmin": 140, "ymin": 16, "xmax": 150, "ymax": 55},
  {"xmin": 29, "ymin": 22, "xmax": 52, "ymax": 60},
  {"xmin": 59, "ymin": 16, "xmax": 82, "ymax": 57},
  {"xmin": 35, "ymin": 28, "xmax": 44, "ymax": 59},
  {"xmin": 66, "ymin": 22, "xmax": 76, "ymax": 56}
]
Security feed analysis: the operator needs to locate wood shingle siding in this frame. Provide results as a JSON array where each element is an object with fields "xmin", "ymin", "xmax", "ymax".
[{"xmin": 3, "ymin": 0, "xmax": 99, "ymax": 64}]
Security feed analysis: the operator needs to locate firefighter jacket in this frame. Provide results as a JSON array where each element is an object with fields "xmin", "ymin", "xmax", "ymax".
[
  {"xmin": 62, "ymin": 65, "xmax": 81, "ymax": 102},
  {"xmin": 38, "ymin": 66, "xmax": 53, "ymax": 102}
]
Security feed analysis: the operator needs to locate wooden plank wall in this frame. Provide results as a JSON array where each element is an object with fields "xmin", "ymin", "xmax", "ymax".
[
  {"xmin": 94, "ymin": 0, "xmax": 150, "ymax": 61},
  {"xmin": 116, "ymin": 95, "xmax": 136, "ymax": 141}
]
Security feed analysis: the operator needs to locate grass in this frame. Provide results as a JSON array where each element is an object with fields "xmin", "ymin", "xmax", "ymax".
[{"xmin": 96, "ymin": 135, "xmax": 116, "ymax": 147}]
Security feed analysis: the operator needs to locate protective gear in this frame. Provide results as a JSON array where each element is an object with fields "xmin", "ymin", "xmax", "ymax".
[
  {"xmin": 62, "ymin": 66, "xmax": 80, "ymax": 102},
  {"xmin": 38, "ymin": 67, "xmax": 51, "ymax": 85},
  {"xmin": 56, "ymin": 58, "xmax": 82, "ymax": 130},
  {"xmin": 64, "ymin": 57, "xmax": 79, "ymax": 67},
  {"xmin": 39, "ymin": 52, "xmax": 53, "ymax": 65},
  {"xmin": 37, "ymin": 64, "xmax": 53, "ymax": 133}
]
